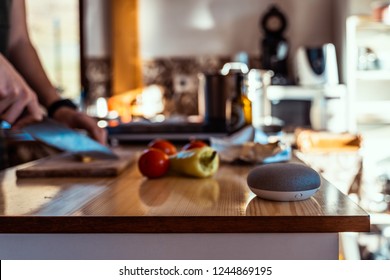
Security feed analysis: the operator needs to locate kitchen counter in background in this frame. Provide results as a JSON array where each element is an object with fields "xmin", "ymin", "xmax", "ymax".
[
  {"xmin": 296, "ymin": 124, "xmax": 390, "ymax": 259},
  {"xmin": 0, "ymin": 148, "xmax": 369, "ymax": 260}
]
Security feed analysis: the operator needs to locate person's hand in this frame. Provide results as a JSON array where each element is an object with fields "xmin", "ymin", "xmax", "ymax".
[
  {"xmin": 0, "ymin": 55, "xmax": 44, "ymax": 128},
  {"xmin": 52, "ymin": 106, "xmax": 107, "ymax": 145}
]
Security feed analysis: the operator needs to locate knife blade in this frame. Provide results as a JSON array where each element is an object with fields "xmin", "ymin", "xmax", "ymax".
[{"xmin": 23, "ymin": 118, "xmax": 118, "ymax": 160}]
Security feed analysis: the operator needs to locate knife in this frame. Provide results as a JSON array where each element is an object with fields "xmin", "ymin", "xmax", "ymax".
[{"xmin": 23, "ymin": 117, "xmax": 118, "ymax": 160}]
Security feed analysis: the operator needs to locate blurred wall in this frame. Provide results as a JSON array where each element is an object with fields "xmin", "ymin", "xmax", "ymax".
[
  {"xmin": 83, "ymin": 0, "xmax": 111, "ymax": 57},
  {"xmin": 139, "ymin": 0, "xmax": 335, "ymax": 60},
  {"xmin": 81, "ymin": 1, "xmax": 377, "ymax": 87}
]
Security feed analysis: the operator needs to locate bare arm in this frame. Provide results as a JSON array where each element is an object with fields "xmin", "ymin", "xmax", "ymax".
[
  {"xmin": 0, "ymin": 53, "xmax": 43, "ymax": 127},
  {"xmin": 6, "ymin": 0, "xmax": 61, "ymax": 108},
  {"xmin": 5, "ymin": 0, "xmax": 107, "ymax": 144}
]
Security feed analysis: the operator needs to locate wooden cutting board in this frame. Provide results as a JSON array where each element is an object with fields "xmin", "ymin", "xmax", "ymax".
[{"xmin": 16, "ymin": 149, "xmax": 137, "ymax": 178}]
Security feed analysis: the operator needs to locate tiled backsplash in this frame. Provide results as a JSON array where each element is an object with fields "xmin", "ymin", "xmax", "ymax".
[{"xmin": 142, "ymin": 56, "xmax": 260, "ymax": 116}]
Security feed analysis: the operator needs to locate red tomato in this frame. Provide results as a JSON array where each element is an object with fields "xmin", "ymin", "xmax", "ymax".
[
  {"xmin": 138, "ymin": 148, "xmax": 170, "ymax": 179},
  {"xmin": 182, "ymin": 140, "xmax": 208, "ymax": 150},
  {"xmin": 148, "ymin": 139, "xmax": 177, "ymax": 156}
]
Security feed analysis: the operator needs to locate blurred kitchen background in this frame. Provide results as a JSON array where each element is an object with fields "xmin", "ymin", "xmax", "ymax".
[{"xmin": 25, "ymin": 0, "xmax": 390, "ymax": 260}]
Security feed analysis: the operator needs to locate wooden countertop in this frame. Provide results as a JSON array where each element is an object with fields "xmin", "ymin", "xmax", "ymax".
[{"xmin": 0, "ymin": 149, "xmax": 370, "ymax": 234}]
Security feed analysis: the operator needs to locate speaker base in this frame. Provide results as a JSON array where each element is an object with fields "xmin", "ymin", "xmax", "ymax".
[{"xmin": 249, "ymin": 187, "xmax": 320, "ymax": 201}]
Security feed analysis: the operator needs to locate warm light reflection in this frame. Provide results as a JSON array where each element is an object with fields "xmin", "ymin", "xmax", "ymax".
[
  {"xmin": 0, "ymin": 171, "xmax": 60, "ymax": 215},
  {"xmin": 108, "ymin": 88, "xmax": 141, "ymax": 123},
  {"xmin": 97, "ymin": 120, "xmax": 108, "ymax": 128},
  {"xmin": 140, "ymin": 85, "xmax": 164, "ymax": 118},
  {"xmin": 96, "ymin": 97, "xmax": 109, "ymax": 118},
  {"xmin": 154, "ymin": 114, "xmax": 166, "ymax": 122},
  {"xmin": 138, "ymin": 177, "xmax": 221, "ymax": 211},
  {"xmin": 108, "ymin": 85, "xmax": 165, "ymax": 123}
]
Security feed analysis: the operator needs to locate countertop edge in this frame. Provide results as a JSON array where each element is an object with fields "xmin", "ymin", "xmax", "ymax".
[{"xmin": 0, "ymin": 215, "xmax": 370, "ymax": 234}]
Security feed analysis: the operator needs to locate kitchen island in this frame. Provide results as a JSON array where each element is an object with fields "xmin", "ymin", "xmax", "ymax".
[{"xmin": 0, "ymin": 149, "xmax": 369, "ymax": 259}]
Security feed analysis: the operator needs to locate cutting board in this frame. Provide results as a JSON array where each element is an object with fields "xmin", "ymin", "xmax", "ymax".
[{"xmin": 16, "ymin": 149, "xmax": 136, "ymax": 178}]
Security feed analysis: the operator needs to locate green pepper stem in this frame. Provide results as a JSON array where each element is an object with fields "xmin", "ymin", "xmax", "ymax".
[{"xmin": 204, "ymin": 151, "xmax": 217, "ymax": 165}]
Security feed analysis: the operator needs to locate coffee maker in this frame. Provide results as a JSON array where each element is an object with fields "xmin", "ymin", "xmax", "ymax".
[{"xmin": 295, "ymin": 43, "xmax": 339, "ymax": 86}]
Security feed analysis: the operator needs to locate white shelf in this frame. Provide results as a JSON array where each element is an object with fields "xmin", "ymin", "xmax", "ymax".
[
  {"xmin": 355, "ymin": 100, "xmax": 390, "ymax": 124},
  {"xmin": 356, "ymin": 70, "xmax": 390, "ymax": 81},
  {"xmin": 351, "ymin": 15, "xmax": 390, "ymax": 32},
  {"xmin": 267, "ymin": 85, "xmax": 345, "ymax": 101},
  {"xmin": 347, "ymin": 15, "xmax": 390, "ymax": 131}
]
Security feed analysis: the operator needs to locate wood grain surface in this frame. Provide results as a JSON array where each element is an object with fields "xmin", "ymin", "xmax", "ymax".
[
  {"xmin": 15, "ymin": 149, "xmax": 136, "ymax": 178},
  {"xmin": 0, "ymin": 148, "xmax": 370, "ymax": 233}
]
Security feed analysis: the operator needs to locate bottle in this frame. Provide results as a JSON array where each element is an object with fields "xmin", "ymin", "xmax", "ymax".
[
  {"xmin": 229, "ymin": 73, "xmax": 247, "ymax": 132},
  {"xmin": 247, "ymin": 69, "xmax": 274, "ymax": 128},
  {"xmin": 241, "ymin": 85, "xmax": 252, "ymax": 125}
]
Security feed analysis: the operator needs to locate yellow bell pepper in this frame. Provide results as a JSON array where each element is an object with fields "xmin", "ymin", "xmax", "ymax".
[{"xmin": 169, "ymin": 147, "xmax": 219, "ymax": 178}]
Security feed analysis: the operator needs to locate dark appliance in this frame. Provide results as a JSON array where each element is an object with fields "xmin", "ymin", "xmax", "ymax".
[{"xmin": 260, "ymin": 5, "xmax": 289, "ymax": 85}]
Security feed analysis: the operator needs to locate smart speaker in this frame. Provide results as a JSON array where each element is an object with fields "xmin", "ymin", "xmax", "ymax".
[{"xmin": 247, "ymin": 163, "xmax": 321, "ymax": 201}]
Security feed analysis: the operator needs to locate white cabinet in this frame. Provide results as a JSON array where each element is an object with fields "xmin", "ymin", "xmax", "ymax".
[{"xmin": 346, "ymin": 15, "xmax": 390, "ymax": 131}]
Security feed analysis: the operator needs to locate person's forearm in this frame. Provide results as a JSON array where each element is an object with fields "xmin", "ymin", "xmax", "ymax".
[{"xmin": 7, "ymin": 40, "xmax": 61, "ymax": 109}]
